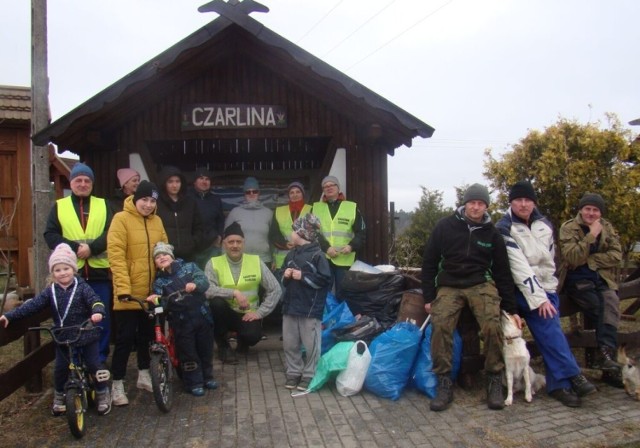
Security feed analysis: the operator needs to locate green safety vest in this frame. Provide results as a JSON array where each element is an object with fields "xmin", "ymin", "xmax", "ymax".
[
  {"xmin": 57, "ymin": 196, "xmax": 109, "ymax": 269},
  {"xmin": 211, "ymin": 254, "xmax": 262, "ymax": 313},
  {"xmin": 312, "ymin": 200, "xmax": 356, "ymax": 266},
  {"xmin": 273, "ymin": 204, "xmax": 312, "ymax": 268}
]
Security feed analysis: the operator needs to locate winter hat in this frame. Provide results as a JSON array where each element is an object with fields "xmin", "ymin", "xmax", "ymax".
[
  {"xmin": 117, "ymin": 168, "xmax": 140, "ymax": 188},
  {"xmin": 70, "ymin": 162, "xmax": 94, "ymax": 182},
  {"xmin": 153, "ymin": 242, "xmax": 175, "ymax": 259},
  {"xmin": 287, "ymin": 181, "xmax": 305, "ymax": 197},
  {"xmin": 133, "ymin": 180, "xmax": 159, "ymax": 203},
  {"xmin": 243, "ymin": 176, "xmax": 260, "ymax": 191},
  {"xmin": 508, "ymin": 181, "xmax": 537, "ymax": 203},
  {"xmin": 292, "ymin": 214, "xmax": 321, "ymax": 243},
  {"xmin": 463, "ymin": 183, "xmax": 490, "ymax": 206},
  {"xmin": 194, "ymin": 167, "xmax": 213, "ymax": 180},
  {"xmin": 48, "ymin": 243, "xmax": 78, "ymax": 273},
  {"xmin": 321, "ymin": 175, "xmax": 340, "ymax": 190},
  {"xmin": 223, "ymin": 221, "xmax": 244, "ymax": 239},
  {"xmin": 578, "ymin": 193, "xmax": 606, "ymax": 214}
]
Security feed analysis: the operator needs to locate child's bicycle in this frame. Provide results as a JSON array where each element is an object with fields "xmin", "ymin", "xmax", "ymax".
[
  {"xmin": 131, "ymin": 292, "xmax": 181, "ymax": 413},
  {"xmin": 29, "ymin": 319, "xmax": 105, "ymax": 439}
]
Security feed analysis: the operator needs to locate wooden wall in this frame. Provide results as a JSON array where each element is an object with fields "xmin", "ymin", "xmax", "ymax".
[{"xmin": 82, "ymin": 54, "xmax": 391, "ymax": 264}]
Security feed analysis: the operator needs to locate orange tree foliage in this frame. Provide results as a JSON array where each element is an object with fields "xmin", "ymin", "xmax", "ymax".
[{"xmin": 484, "ymin": 115, "xmax": 640, "ymax": 255}]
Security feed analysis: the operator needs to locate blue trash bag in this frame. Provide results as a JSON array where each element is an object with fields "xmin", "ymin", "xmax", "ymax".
[
  {"xmin": 324, "ymin": 291, "xmax": 340, "ymax": 315},
  {"xmin": 364, "ymin": 321, "xmax": 422, "ymax": 400},
  {"xmin": 410, "ymin": 324, "xmax": 463, "ymax": 398},
  {"xmin": 321, "ymin": 301, "xmax": 356, "ymax": 354}
]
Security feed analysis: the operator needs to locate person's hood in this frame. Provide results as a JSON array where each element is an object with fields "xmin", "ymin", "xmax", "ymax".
[
  {"xmin": 239, "ymin": 200, "xmax": 265, "ymax": 210},
  {"xmin": 158, "ymin": 166, "xmax": 187, "ymax": 197}
]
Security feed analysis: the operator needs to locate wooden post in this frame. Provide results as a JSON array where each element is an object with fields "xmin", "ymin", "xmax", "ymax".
[{"xmin": 29, "ymin": 0, "xmax": 51, "ymax": 393}]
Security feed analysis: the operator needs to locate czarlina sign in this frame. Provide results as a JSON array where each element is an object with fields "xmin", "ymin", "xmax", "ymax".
[{"xmin": 181, "ymin": 104, "xmax": 287, "ymax": 130}]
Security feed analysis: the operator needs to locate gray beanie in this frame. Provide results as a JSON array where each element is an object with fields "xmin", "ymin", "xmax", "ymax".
[
  {"xmin": 153, "ymin": 242, "xmax": 175, "ymax": 259},
  {"xmin": 578, "ymin": 193, "xmax": 606, "ymax": 214},
  {"xmin": 463, "ymin": 183, "xmax": 490, "ymax": 206},
  {"xmin": 321, "ymin": 175, "xmax": 340, "ymax": 190}
]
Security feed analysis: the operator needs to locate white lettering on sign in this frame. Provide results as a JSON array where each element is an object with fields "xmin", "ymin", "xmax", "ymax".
[{"xmin": 182, "ymin": 104, "xmax": 287, "ymax": 129}]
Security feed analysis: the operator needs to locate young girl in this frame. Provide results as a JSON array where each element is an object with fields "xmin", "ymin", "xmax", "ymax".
[
  {"xmin": 107, "ymin": 180, "xmax": 168, "ymax": 406},
  {"xmin": 147, "ymin": 242, "xmax": 216, "ymax": 396},
  {"xmin": 0, "ymin": 243, "xmax": 111, "ymax": 415}
]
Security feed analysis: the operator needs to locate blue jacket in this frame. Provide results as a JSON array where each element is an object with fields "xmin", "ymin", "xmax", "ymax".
[
  {"xmin": 5, "ymin": 277, "xmax": 105, "ymax": 346},
  {"xmin": 153, "ymin": 259, "xmax": 211, "ymax": 322},
  {"xmin": 281, "ymin": 242, "xmax": 332, "ymax": 319}
]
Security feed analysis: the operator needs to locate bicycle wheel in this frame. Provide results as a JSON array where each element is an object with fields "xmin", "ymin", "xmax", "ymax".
[
  {"xmin": 150, "ymin": 351, "xmax": 173, "ymax": 413},
  {"xmin": 65, "ymin": 386, "xmax": 86, "ymax": 439}
]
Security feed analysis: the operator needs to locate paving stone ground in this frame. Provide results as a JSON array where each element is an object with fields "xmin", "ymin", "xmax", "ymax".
[{"xmin": 16, "ymin": 324, "xmax": 640, "ymax": 448}]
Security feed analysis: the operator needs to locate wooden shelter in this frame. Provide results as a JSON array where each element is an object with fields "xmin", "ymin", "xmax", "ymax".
[{"xmin": 33, "ymin": 0, "xmax": 434, "ymax": 264}]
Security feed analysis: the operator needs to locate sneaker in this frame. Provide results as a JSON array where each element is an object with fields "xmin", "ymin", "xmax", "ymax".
[
  {"xmin": 112, "ymin": 380, "xmax": 129, "ymax": 406},
  {"xmin": 137, "ymin": 369, "xmax": 153, "ymax": 392},
  {"xmin": 285, "ymin": 378, "xmax": 299, "ymax": 390},
  {"xmin": 486, "ymin": 372, "xmax": 505, "ymax": 410},
  {"xmin": 549, "ymin": 388, "xmax": 581, "ymax": 407},
  {"xmin": 430, "ymin": 375, "xmax": 453, "ymax": 412},
  {"xmin": 205, "ymin": 380, "xmax": 219, "ymax": 390},
  {"xmin": 96, "ymin": 389, "xmax": 112, "ymax": 415},
  {"xmin": 51, "ymin": 391, "xmax": 66, "ymax": 416},
  {"xmin": 191, "ymin": 387, "xmax": 205, "ymax": 397},
  {"xmin": 297, "ymin": 379, "xmax": 310, "ymax": 391},
  {"xmin": 570, "ymin": 374, "xmax": 597, "ymax": 397}
]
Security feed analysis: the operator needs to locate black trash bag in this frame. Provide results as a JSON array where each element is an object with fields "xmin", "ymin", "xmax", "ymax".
[
  {"xmin": 338, "ymin": 271, "xmax": 405, "ymax": 328},
  {"xmin": 332, "ymin": 315, "xmax": 384, "ymax": 344}
]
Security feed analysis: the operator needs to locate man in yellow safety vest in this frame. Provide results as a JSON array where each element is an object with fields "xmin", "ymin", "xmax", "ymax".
[
  {"xmin": 44, "ymin": 162, "xmax": 113, "ymax": 363},
  {"xmin": 204, "ymin": 221, "xmax": 282, "ymax": 364}
]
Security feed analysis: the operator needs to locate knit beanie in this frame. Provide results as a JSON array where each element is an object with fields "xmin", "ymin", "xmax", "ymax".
[
  {"xmin": 133, "ymin": 180, "xmax": 159, "ymax": 203},
  {"xmin": 287, "ymin": 181, "xmax": 306, "ymax": 198},
  {"xmin": 194, "ymin": 167, "xmax": 213, "ymax": 181},
  {"xmin": 321, "ymin": 175, "xmax": 340, "ymax": 190},
  {"xmin": 508, "ymin": 181, "xmax": 537, "ymax": 203},
  {"xmin": 463, "ymin": 183, "xmax": 490, "ymax": 206},
  {"xmin": 243, "ymin": 177, "xmax": 260, "ymax": 191},
  {"xmin": 70, "ymin": 162, "xmax": 94, "ymax": 182},
  {"xmin": 292, "ymin": 213, "xmax": 321, "ymax": 243},
  {"xmin": 48, "ymin": 243, "xmax": 78, "ymax": 273},
  {"xmin": 223, "ymin": 221, "xmax": 244, "ymax": 239},
  {"xmin": 578, "ymin": 193, "xmax": 606, "ymax": 214},
  {"xmin": 117, "ymin": 168, "xmax": 140, "ymax": 188},
  {"xmin": 153, "ymin": 242, "xmax": 175, "ymax": 259}
]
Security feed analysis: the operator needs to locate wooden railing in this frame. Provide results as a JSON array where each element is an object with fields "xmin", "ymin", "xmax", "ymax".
[{"xmin": 0, "ymin": 308, "xmax": 55, "ymax": 402}]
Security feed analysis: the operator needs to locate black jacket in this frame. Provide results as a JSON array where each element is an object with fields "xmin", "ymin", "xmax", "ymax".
[
  {"xmin": 187, "ymin": 187, "xmax": 224, "ymax": 248},
  {"xmin": 155, "ymin": 167, "xmax": 203, "ymax": 262},
  {"xmin": 421, "ymin": 207, "xmax": 516, "ymax": 313},
  {"xmin": 281, "ymin": 242, "xmax": 332, "ymax": 320}
]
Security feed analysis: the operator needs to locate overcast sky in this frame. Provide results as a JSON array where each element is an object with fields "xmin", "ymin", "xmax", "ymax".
[{"xmin": 2, "ymin": 0, "xmax": 638, "ymax": 210}]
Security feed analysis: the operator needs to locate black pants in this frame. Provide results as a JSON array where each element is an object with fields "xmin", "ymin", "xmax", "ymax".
[
  {"xmin": 566, "ymin": 281, "xmax": 618, "ymax": 348},
  {"xmin": 172, "ymin": 313, "xmax": 214, "ymax": 390},
  {"xmin": 111, "ymin": 310, "xmax": 154, "ymax": 380},
  {"xmin": 210, "ymin": 297, "xmax": 262, "ymax": 347}
]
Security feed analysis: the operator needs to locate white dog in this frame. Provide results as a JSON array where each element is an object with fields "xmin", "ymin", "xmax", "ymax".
[{"xmin": 501, "ymin": 311, "xmax": 534, "ymax": 406}]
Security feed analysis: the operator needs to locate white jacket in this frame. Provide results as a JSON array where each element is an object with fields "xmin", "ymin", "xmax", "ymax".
[{"xmin": 496, "ymin": 208, "xmax": 558, "ymax": 310}]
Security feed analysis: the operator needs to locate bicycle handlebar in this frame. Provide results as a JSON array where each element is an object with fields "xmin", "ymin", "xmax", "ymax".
[{"xmin": 29, "ymin": 319, "xmax": 99, "ymax": 345}]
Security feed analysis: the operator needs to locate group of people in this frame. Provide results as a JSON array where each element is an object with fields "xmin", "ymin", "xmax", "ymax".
[
  {"xmin": 423, "ymin": 182, "xmax": 624, "ymax": 412},
  {"xmin": 0, "ymin": 162, "xmax": 367, "ymax": 415}
]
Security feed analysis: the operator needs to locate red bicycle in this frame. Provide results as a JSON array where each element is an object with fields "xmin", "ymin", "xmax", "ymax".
[{"xmin": 132, "ymin": 292, "xmax": 181, "ymax": 413}]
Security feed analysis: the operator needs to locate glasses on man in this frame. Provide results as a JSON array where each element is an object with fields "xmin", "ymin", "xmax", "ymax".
[
  {"xmin": 245, "ymin": 189, "xmax": 260, "ymax": 195},
  {"xmin": 322, "ymin": 183, "xmax": 337, "ymax": 189}
]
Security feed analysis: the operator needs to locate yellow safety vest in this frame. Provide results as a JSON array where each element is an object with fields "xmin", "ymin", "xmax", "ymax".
[
  {"xmin": 57, "ymin": 196, "xmax": 109, "ymax": 269},
  {"xmin": 312, "ymin": 200, "xmax": 356, "ymax": 266},
  {"xmin": 273, "ymin": 204, "xmax": 312, "ymax": 268},
  {"xmin": 211, "ymin": 254, "xmax": 262, "ymax": 313}
]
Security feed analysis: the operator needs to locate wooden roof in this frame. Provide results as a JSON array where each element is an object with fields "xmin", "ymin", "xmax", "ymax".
[
  {"xmin": 0, "ymin": 85, "xmax": 31, "ymax": 122},
  {"xmin": 33, "ymin": 1, "xmax": 434, "ymax": 154}
]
